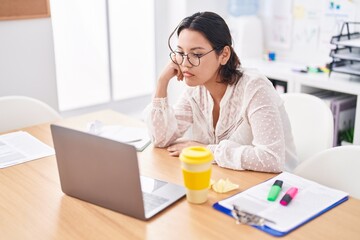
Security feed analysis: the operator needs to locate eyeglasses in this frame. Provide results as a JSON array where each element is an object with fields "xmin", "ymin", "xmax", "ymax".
[{"xmin": 169, "ymin": 48, "xmax": 216, "ymax": 67}]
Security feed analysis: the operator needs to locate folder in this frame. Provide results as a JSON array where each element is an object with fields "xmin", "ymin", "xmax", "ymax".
[
  {"xmin": 330, "ymin": 95, "xmax": 357, "ymax": 146},
  {"xmin": 309, "ymin": 92, "xmax": 356, "ymax": 146},
  {"xmin": 269, "ymin": 78, "xmax": 287, "ymax": 94},
  {"xmin": 213, "ymin": 172, "xmax": 349, "ymax": 237}
]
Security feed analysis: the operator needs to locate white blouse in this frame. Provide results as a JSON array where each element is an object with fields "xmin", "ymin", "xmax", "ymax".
[{"xmin": 146, "ymin": 69, "xmax": 298, "ymax": 173}]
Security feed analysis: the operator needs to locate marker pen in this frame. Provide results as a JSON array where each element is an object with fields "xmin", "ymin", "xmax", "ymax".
[
  {"xmin": 280, "ymin": 187, "xmax": 298, "ymax": 206},
  {"xmin": 267, "ymin": 180, "xmax": 283, "ymax": 201}
]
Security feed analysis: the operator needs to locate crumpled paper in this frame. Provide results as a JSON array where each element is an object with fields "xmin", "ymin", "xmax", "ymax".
[{"xmin": 211, "ymin": 178, "xmax": 239, "ymax": 193}]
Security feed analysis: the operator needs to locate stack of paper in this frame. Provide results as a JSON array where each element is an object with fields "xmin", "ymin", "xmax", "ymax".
[{"xmin": 0, "ymin": 131, "xmax": 55, "ymax": 168}]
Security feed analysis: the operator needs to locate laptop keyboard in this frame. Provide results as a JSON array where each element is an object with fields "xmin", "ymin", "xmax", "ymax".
[{"xmin": 143, "ymin": 192, "xmax": 169, "ymax": 213}]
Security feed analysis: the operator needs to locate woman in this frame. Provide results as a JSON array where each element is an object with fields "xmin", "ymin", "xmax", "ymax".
[{"xmin": 146, "ymin": 12, "xmax": 297, "ymax": 173}]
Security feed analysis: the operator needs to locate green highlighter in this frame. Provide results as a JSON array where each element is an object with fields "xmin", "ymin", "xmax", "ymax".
[{"xmin": 267, "ymin": 180, "xmax": 283, "ymax": 201}]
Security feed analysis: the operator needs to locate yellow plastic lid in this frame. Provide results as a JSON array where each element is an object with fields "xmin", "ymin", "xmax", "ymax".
[{"xmin": 179, "ymin": 146, "xmax": 213, "ymax": 164}]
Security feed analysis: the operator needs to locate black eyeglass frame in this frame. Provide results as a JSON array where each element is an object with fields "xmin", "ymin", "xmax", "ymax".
[{"xmin": 169, "ymin": 48, "xmax": 216, "ymax": 67}]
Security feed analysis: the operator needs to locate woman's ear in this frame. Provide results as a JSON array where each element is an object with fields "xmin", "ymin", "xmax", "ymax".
[{"xmin": 220, "ymin": 46, "xmax": 231, "ymax": 65}]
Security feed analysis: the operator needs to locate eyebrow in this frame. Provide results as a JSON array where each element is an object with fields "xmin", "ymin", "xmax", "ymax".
[{"xmin": 177, "ymin": 46, "xmax": 206, "ymax": 51}]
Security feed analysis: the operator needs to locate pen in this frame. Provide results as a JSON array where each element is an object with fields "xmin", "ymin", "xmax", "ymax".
[
  {"xmin": 125, "ymin": 139, "xmax": 142, "ymax": 143},
  {"xmin": 280, "ymin": 187, "xmax": 298, "ymax": 206},
  {"xmin": 267, "ymin": 180, "xmax": 283, "ymax": 201},
  {"xmin": 292, "ymin": 68, "xmax": 308, "ymax": 73}
]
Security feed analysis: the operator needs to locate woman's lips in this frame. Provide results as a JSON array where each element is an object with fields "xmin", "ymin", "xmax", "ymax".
[{"xmin": 183, "ymin": 71, "xmax": 194, "ymax": 78}]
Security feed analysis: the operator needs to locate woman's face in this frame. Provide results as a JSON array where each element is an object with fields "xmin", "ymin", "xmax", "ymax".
[{"xmin": 176, "ymin": 29, "xmax": 223, "ymax": 87}]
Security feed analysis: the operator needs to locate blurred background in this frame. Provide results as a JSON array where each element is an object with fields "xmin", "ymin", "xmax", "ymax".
[{"xmin": 1, "ymin": 0, "xmax": 359, "ymax": 119}]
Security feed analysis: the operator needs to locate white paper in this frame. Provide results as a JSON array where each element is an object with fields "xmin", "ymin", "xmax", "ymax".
[
  {"xmin": 218, "ymin": 172, "xmax": 348, "ymax": 233},
  {"xmin": 0, "ymin": 131, "xmax": 55, "ymax": 168},
  {"xmin": 99, "ymin": 125, "xmax": 151, "ymax": 151}
]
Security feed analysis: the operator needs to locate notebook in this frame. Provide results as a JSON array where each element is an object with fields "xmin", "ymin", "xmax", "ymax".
[
  {"xmin": 50, "ymin": 124, "xmax": 186, "ymax": 220},
  {"xmin": 213, "ymin": 172, "xmax": 349, "ymax": 237}
]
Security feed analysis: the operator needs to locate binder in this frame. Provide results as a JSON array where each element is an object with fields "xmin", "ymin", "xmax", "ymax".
[
  {"xmin": 330, "ymin": 95, "xmax": 357, "ymax": 146},
  {"xmin": 269, "ymin": 78, "xmax": 287, "ymax": 94},
  {"xmin": 213, "ymin": 172, "xmax": 349, "ymax": 237},
  {"xmin": 309, "ymin": 92, "xmax": 356, "ymax": 146}
]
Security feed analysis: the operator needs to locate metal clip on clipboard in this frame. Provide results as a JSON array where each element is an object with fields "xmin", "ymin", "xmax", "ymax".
[{"xmin": 232, "ymin": 205, "xmax": 276, "ymax": 226}]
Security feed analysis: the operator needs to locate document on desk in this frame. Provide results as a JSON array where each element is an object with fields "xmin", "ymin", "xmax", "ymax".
[
  {"xmin": 98, "ymin": 125, "xmax": 151, "ymax": 151},
  {"xmin": 0, "ymin": 131, "xmax": 55, "ymax": 168},
  {"xmin": 213, "ymin": 172, "xmax": 349, "ymax": 237}
]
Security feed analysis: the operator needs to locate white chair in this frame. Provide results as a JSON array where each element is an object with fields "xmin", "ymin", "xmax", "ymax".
[
  {"xmin": 0, "ymin": 95, "xmax": 61, "ymax": 132},
  {"xmin": 281, "ymin": 93, "xmax": 334, "ymax": 164},
  {"xmin": 294, "ymin": 145, "xmax": 360, "ymax": 199}
]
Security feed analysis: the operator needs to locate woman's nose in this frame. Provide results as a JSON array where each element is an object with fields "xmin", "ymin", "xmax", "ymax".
[{"xmin": 181, "ymin": 56, "xmax": 193, "ymax": 67}]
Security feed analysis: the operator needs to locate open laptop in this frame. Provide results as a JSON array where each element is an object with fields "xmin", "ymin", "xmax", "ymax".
[{"xmin": 50, "ymin": 124, "xmax": 185, "ymax": 220}]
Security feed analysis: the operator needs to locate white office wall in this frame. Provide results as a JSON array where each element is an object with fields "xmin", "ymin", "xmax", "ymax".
[
  {"xmin": 258, "ymin": 0, "xmax": 360, "ymax": 65},
  {"xmin": 185, "ymin": 0, "xmax": 228, "ymax": 15},
  {"xmin": 50, "ymin": 0, "xmax": 110, "ymax": 111},
  {"xmin": 0, "ymin": 18, "xmax": 58, "ymax": 110},
  {"xmin": 108, "ymin": 0, "xmax": 155, "ymax": 100}
]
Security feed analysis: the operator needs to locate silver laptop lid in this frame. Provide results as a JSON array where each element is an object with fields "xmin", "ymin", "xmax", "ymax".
[
  {"xmin": 51, "ymin": 124, "xmax": 186, "ymax": 220},
  {"xmin": 51, "ymin": 124, "xmax": 147, "ymax": 219}
]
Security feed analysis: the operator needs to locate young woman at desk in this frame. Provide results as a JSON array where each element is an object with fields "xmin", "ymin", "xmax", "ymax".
[{"xmin": 146, "ymin": 12, "xmax": 297, "ymax": 173}]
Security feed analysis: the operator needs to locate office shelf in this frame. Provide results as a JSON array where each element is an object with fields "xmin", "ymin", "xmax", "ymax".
[
  {"xmin": 330, "ymin": 51, "xmax": 360, "ymax": 62},
  {"xmin": 333, "ymin": 38, "xmax": 360, "ymax": 48},
  {"xmin": 329, "ymin": 22, "xmax": 360, "ymax": 77},
  {"xmin": 332, "ymin": 63, "xmax": 360, "ymax": 76}
]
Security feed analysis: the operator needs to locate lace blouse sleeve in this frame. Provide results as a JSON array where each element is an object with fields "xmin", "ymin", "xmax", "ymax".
[
  {"xmin": 146, "ymin": 95, "xmax": 194, "ymax": 147},
  {"xmin": 208, "ymin": 79, "xmax": 285, "ymax": 173}
]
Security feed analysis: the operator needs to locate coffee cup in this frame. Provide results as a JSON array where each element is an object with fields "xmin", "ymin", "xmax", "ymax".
[{"xmin": 179, "ymin": 146, "xmax": 213, "ymax": 204}]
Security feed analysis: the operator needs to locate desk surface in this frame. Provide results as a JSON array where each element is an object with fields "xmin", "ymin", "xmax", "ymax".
[{"xmin": 1, "ymin": 110, "xmax": 359, "ymax": 240}]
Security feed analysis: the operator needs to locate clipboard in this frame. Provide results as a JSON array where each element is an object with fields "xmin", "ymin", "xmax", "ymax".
[{"xmin": 213, "ymin": 172, "xmax": 349, "ymax": 237}]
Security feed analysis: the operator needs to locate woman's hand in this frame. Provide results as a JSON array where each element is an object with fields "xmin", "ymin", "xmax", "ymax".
[
  {"xmin": 167, "ymin": 141, "xmax": 205, "ymax": 157},
  {"xmin": 160, "ymin": 61, "xmax": 183, "ymax": 82},
  {"xmin": 155, "ymin": 61, "xmax": 183, "ymax": 98}
]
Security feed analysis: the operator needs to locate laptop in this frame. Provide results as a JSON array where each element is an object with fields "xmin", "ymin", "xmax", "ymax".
[{"xmin": 50, "ymin": 124, "xmax": 186, "ymax": 220}]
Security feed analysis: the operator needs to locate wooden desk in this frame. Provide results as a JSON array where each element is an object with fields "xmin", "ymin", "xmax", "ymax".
[{"xmin": 1, "ymin": 110, "xmax": 359, "ymax": 240}]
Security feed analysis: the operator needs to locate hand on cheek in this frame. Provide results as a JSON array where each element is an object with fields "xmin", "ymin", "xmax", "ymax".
[{"xmin": 176, "ymin": 66, "xmax": 184, "ymax": 81}]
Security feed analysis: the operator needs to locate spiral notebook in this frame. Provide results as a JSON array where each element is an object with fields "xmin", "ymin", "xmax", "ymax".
[{"xmin": 213, "ymin": 172, "xmax": 349, "ymax": 237}]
